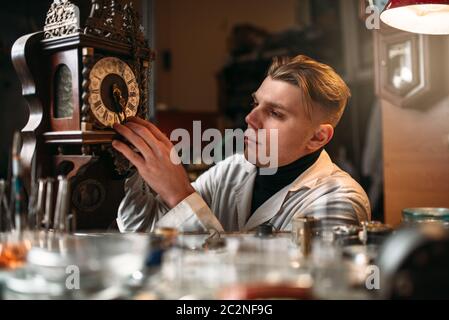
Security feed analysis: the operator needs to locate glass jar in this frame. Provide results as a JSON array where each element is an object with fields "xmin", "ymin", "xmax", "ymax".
[
  {"xmin": 402, "ymin": 208, "xmax": 449, "ymax": 228},
  {"xmin": 2, "ymin": 232, "xmax": 149, "ymax": 299},
  {"xmin": 0, "ymin": 231, "xmax": 32, "ymax": 270}
]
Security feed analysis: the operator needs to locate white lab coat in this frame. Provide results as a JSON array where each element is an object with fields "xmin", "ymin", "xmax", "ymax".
[{"xmin": 117, "ymin": 150, "xmax": 371, "ymax": 233}]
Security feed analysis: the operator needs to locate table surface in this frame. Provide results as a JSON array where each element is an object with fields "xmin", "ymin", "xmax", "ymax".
[{"xmin": 0, "ymin": 231, "xmax": 373, "ymax": 300}]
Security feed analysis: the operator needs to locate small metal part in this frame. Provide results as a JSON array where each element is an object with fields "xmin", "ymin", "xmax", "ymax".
[
  {"xmin": 54, "ymin": 176, "xmax": 70, "ymax": 232},
  {"xmin": 44, "ymin": 178, "xmax": 55, "ymax": 231},
  {"xmin": 66, "ymin": 210, "xmax": 77, "ymax": 233},
  {"xmin": 332, "ymin": 225, "xmax": 362, "ymax": 246},
  {"xmin": 53, "ymin": 181, "xmax": 62, "ymax": 232},
  {"xmin": 333, "ymin": 225, "xmax": 362, "ymax": 238},
  {"xmin": 27, "ymin": 178, "xmax": 46, "ymax": 230},
  {"xmin": 256, "ymin": 224, "xmax": 274, "ymax": 237},
  {"xmin": 291, "ymin": 216, "xmax": 315, "ymax": 257},
  {"xmin": 36, "ymin": 179, "xmax": 47, "ymax": 229},
  {"xmin": 359, "ymin": 221, "xmax": 393, "ymax": 245},
  {"xmin": 202, "ymin": 237, "xmax": 226, "ymax": 250},
  {"xmin": 359, "ymin": 222, "xmax": 368, "ymax": 246},
  {"xmin": 202, "ymin": 228, "xmax": 226, "ymax": 250}
]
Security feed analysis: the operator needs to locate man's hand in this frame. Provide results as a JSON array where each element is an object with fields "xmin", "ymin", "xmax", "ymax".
[{"xmin": 112, "ymin": 117, "xmax": 195, "ymax": 208}]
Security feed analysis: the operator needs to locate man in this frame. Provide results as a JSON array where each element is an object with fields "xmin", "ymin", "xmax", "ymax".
[{"xmin": 113, "ymin": 55, "xmax": 370, "ymax": 233}]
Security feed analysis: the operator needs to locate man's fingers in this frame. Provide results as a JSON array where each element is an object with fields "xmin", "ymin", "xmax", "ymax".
[
  {"xmin": 112, "ymin": 140, "xmax": 145, "ymax": 169},
  {"xmin": 125, "ymin": 122, "xmax": 162, "ymax": 157},
  {"xmin": 114, "ymin": 123, "xmax": 154, "ymax": 161},
  {"xmin": 128, "ymin": 117, "xmax": 172, "ymax": 148}
]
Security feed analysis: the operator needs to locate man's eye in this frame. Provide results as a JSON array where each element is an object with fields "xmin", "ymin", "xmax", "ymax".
[
  {"xmin": 270, "ymin": 110, "xmax": 283, "ymax": 118},
  {"xmin": 250, "ymin": 101, "xmax": 258, "ymax": 108}
]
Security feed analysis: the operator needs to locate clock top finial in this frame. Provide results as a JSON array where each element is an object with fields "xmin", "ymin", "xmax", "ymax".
[
  {"xmin": 43, "ymin": 0, "xmax": 146, "ymax": 47},
  {"xmin": 44, "ymin": 0, "xmax": 80, "ymax": 39}
]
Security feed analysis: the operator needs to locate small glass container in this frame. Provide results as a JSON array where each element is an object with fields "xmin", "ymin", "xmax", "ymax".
[
  {"xmin": 402, "ymin": 208, "xmax": 449, "ymax": 228},
  {"xmin": 0, "ymin": 231, "xmax": 32, "ymax": 270}
]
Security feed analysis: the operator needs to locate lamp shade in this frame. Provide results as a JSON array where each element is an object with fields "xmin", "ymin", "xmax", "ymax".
[{"xmin": 380, "ymin": 0, "xmax": 449, "ymax": 34}]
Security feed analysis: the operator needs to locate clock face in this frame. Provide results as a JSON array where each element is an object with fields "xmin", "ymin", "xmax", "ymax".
[{"xmin": 88, "ymin": 57, "xmax": 140, "ymax": 128}]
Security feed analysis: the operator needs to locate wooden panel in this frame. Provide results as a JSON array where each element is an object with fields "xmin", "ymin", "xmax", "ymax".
[
  {"xmin": 382, "ymin": 95, "xmax": 449, "ymax": 226},
  {"xmin": 375, "ymin": 26, "xmax": 449, "ymax": 226}
]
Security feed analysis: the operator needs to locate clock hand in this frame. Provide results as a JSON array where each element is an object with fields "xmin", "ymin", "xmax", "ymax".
[{"xmin": 112, "ymin": 83, "xmax": 127, "ymax": 123}]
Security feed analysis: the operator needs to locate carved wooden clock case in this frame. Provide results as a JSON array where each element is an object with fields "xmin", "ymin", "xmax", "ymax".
[{"xmin": 11, "ymin": 0, "xmax": 155, "ymax": 230}]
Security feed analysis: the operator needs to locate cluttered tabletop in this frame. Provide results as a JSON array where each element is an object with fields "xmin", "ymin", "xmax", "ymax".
[{"xmin": 2, "ymin": 218, "xmax": 448, "ymax": 300}]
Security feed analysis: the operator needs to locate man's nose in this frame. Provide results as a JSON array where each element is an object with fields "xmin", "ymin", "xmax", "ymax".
[{"xmin": 245, "ymin": 108, "xmax": 262, "ymax": 129}]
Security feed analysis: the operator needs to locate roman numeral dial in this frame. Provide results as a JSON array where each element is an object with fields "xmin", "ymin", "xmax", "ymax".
[{"xmin": 88, "ymin": 57, "xmax": 140, "ymax": 128}]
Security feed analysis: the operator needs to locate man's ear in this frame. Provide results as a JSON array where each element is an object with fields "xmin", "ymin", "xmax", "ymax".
[{"xmin": 306, "ymin": 124, "xmax": 334, "ymax": 152}]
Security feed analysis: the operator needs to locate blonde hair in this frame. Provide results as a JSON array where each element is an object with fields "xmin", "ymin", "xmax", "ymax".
[{"xmin": 267, "ymin": 55, "xmax": 351, "ymax": 127}]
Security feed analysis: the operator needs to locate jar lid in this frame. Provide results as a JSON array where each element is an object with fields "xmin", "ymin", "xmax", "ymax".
[{"xmin": 402, "ymin": 208, "xmax": 449, "ymax": 221}]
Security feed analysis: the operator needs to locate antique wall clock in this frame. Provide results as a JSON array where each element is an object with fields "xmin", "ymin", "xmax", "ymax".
[{"xmin": 11, "ymin": 0, "xmax": 155, "ymax": 230}]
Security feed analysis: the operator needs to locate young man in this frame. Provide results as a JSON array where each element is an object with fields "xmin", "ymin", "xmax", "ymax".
[{"xmin": 113, "ymin": 55, "xmax": 371, "ymax": 232}]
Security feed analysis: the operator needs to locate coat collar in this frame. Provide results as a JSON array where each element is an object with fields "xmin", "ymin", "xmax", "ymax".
[
  {"xmin": 288, "ymin": 150, "xmax": 334, "ymax": 191},
  {"xmin": 234, "ymin": 150, "xmax": 335, "ymax": 231}
]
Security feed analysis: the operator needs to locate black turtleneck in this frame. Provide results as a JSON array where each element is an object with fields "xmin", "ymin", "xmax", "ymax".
[{"xmin": 250, "ymin": 148, "xmax": 323, "ymax": 216}]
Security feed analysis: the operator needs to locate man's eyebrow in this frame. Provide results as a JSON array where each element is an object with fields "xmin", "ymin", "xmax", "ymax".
[
  {"xmin": 267, "ymin": 101, "xmax": 288, "ymax": 111},
  {"xmin": 251, "ymin": 92, "xmax": 288, "ymax": 111}
]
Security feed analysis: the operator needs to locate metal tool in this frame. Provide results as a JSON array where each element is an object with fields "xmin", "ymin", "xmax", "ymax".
[
  {"xmin": 54, "ymin": 176, "xmax": 70, "ymax": 233},
  {"xmin": 35, "ymin": 179, "xmax": 47, "ymax": 230},
  {"xmin": 202, "ymin": 228, "xmax": 226, "ymax": 250},
  {"xmin": 27, "ymin": 178, "xmax": 47, "ymax": 230},
  {"xmin": 66, "ymin": 210, "xmax": 77, "ymax": 233},
  {"xmin": 44, "ymin": 178, "xmax": 55, "ymax": 231}
]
